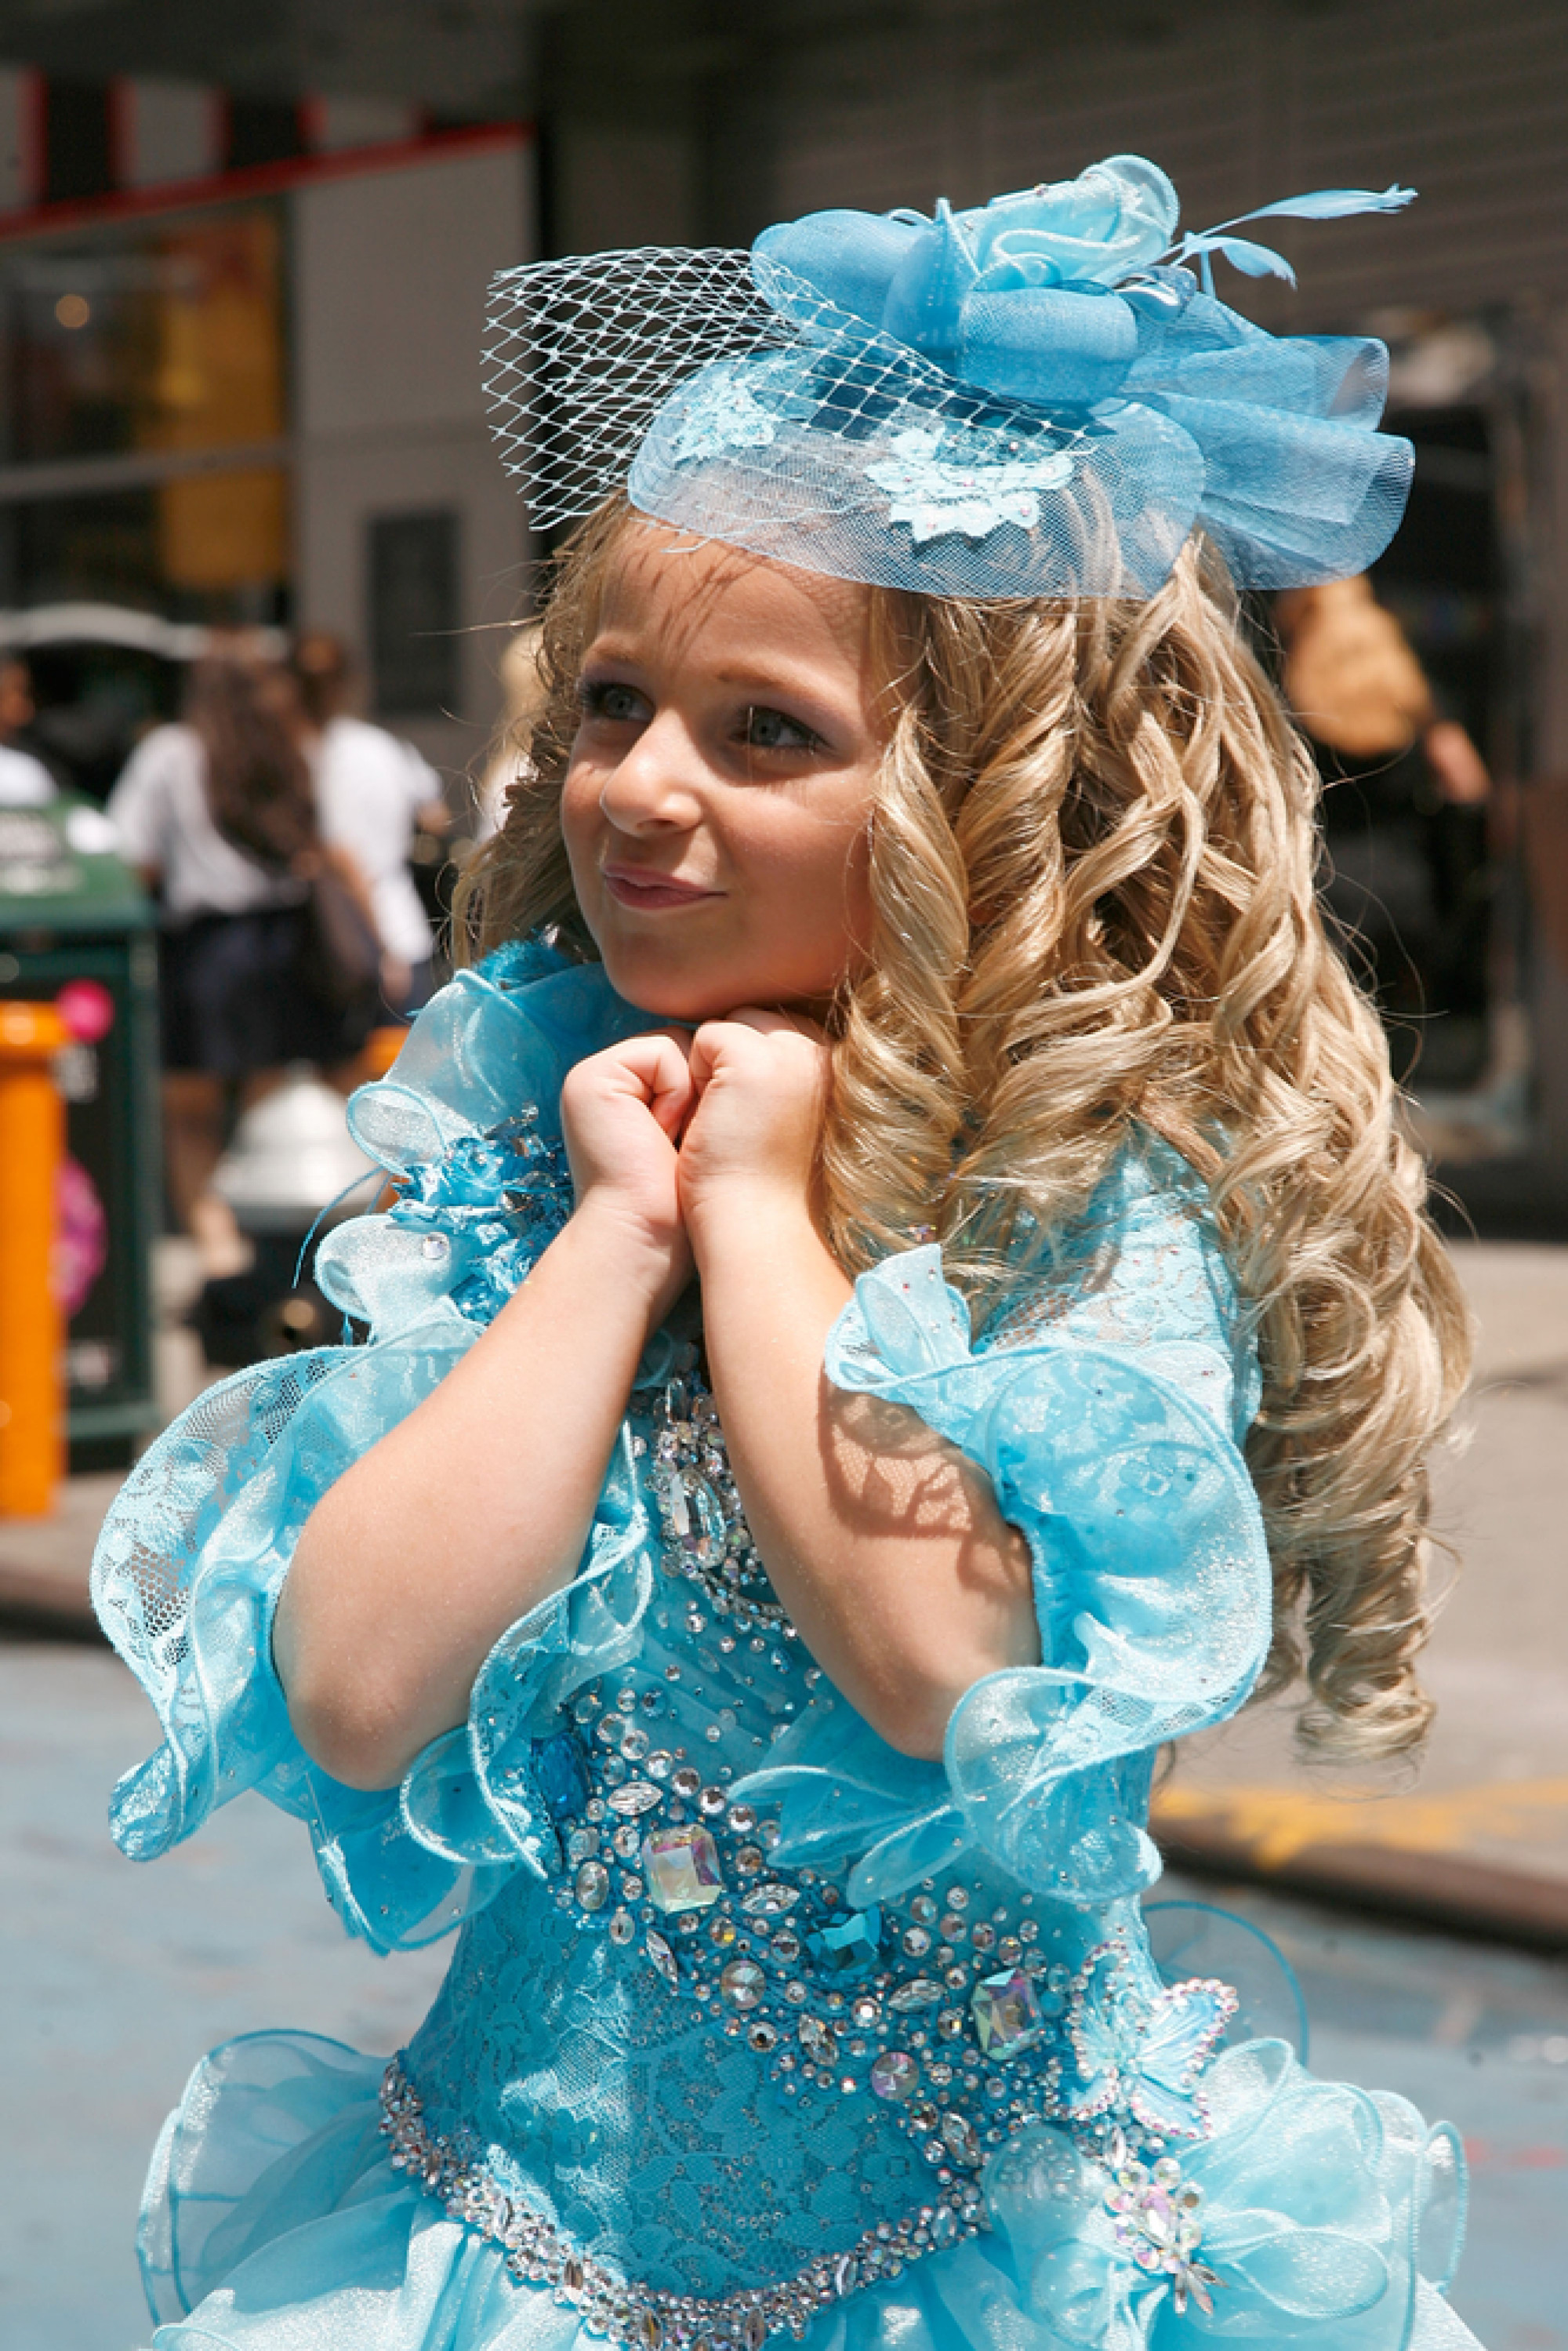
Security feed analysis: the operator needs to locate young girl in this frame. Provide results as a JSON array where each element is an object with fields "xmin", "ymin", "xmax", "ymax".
[{"xmin": 95, "ymin": 153, "xmax": 1481, "ymax": 2351}]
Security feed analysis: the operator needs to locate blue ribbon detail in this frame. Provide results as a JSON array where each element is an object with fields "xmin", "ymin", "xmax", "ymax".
[{"xmin": 731, "ymin": 153, "xmax": 1417, "ymax": 590}]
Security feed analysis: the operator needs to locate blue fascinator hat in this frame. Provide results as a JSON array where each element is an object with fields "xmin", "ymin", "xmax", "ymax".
[{"xmin": 484, "ymin": 154, "xmax": 1416, "ymax": 599}]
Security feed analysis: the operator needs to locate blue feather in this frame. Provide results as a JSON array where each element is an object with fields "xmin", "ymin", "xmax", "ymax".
[
  {"xmin": 1154, "ymin": 184, "xmax": 1414, "ymax": 288},
  {"xmin": 1222, "ymin": 184, "xmax": 1417, "ymax": 224},
  {"xmin": 1176, "ymin": 231, "xmax": 1298, "ymax": 285}
]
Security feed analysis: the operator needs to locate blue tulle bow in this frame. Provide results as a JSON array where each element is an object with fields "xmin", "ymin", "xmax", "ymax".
[
  {"xmin": 985, "ymin": 2040, "xmax": 1467, "ymax": 2351},
  {"xmin": 757, "ymin": 156, "xmax": 1414, "ymax": 405},
  {"xmin": 726, "ymin": 152, "xmax": 1417, "ymax": 590}
]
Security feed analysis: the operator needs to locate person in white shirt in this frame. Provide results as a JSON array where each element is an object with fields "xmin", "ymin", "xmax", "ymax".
[
  {"xmin": 0, "ymin": 656, "xmax": 60, "ymax": 805},
  {"xmin": 108, "ymin": 649, "xmax": 373, "ymax": 1266},
  {"xmin": 292, "ymin": 632, "xmax": 450, "ymax": 1016}
]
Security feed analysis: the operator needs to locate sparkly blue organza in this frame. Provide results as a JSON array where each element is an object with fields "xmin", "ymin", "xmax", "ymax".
[
  {"xmin": 136, "ymin": 2034, "xmax": 1472, "ymax": 2351},
  {"xmin": 92, "ymin": 951, "xmax": 1480, "ymax": 2349},
  {"xmin": 92, "ymin": 940, "xmax": 652, "ymax": 1950},
  {"xmin": 731, "ymin": 1194, "xmax": 1272, "ymax": 1913},
  {"xmin": 485, "ymin": 153, "xmax": 1416, "ymax": 599}
]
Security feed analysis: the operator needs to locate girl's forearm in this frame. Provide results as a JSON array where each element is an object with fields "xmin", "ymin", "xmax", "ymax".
[
  {"xmin": 274, "ymin": 1200, "xmax": 668, "ymax": 1790},
  {"xmin": 693, "ymin": 1194, "xmax": 1038, "ymax": 1760}
]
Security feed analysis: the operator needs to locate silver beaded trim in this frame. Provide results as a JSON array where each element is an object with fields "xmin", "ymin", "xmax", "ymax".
[
  {"xmin": 380, "ymin": 2060, "xmax": 985, "ymax": 2349},
  {"xmin": 646, "ymin": 1362, "xmax": 793, "ymax": 1634}
]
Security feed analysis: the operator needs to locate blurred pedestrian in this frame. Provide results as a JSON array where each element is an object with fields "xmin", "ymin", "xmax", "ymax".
[
  {"xmin": 292, "ymin": 629, "xmax": 450, "ymax": 1018},
  {"xmin": 1277, "ymin": 575, "xmax": 1493, "ymax": 1085},
  {"xmin": 0, "ymin": 656, "xmax": 58, "ymax": 805},
  {"xmin": 107, "ymin": 643, "xmax": 375, "ymax": 1270}
]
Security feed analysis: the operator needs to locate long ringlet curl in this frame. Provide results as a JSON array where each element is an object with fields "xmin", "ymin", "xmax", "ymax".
[{"xmin": 456, "ymin": 495, "xmax": 1472, "ymax": 1769}]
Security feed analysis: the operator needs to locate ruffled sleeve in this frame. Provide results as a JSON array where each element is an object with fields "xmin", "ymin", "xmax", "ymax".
[
  {"xmin": 731, "ymin": 1157, "xmax": 1271, "ymax": 1910},
  {"xmin": 92, "ymin": 940, "xmax": 660, "ymax": 1953}
]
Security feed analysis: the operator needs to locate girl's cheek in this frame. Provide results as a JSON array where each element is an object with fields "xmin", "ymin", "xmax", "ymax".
[{"xmin": 560, "ymin": 770, "xmax": 601, "ymax": 864}]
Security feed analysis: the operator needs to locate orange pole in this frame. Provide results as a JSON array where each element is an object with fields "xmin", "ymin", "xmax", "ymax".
[
  {"xmin": 0, "ymin": 1002, "xmax": 70, "ymax": 1517},
  {"xmin": 358, "ymin": 1024, "xmax": 409, "ymax": 1081}
]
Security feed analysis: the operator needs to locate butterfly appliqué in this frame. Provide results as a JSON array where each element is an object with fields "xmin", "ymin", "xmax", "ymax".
[{"xmin": 1058, "ymin": 1931, "xmax": 1237, "ymax": 2141}]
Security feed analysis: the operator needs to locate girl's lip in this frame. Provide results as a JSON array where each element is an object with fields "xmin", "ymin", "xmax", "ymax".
[{"xmin": 601, "ymin": 866, "xmax": 722, "ymax": 910}]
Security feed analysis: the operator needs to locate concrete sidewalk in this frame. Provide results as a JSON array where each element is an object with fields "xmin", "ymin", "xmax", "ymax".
[
  {"xmin": 5, "ymin": 1239, "xmax": 1566, "ymax": 1942},
  {"xmin": 1156, "ymin": 1239, "xmax": 1568, "ymax": 1942}
]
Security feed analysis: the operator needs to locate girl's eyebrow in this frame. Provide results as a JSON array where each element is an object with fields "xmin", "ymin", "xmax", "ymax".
[
  {"xmin": 582, "ymin": 638, "xmax": 855, "ymax": 729},
  {"xmin": 577, "ymin": 635, "xmax": 644, "ymax": 665},
  {"xmin": 710, "ymin": 663, "xmax": 833, "ymax": 693}
]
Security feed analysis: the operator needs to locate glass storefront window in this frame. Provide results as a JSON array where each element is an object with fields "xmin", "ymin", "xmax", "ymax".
[
  {"xmin": 1, "ymin": 209, "xmax": 286, "ymax": 464},
  {"xmin": 0, "ymin": 205, "xmax": 290, "ymax": 623}
]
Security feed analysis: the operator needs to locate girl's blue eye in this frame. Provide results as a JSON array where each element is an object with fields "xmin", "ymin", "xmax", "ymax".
[
  {"xmin": 578, "ymin": 679, "xmax": 648, "ymax": 725},
  {"xmin": 743, "ymin": 706, "xmax": 820, "ymax": 753}
]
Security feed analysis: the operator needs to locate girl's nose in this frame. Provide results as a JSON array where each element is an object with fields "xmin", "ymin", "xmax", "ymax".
[{"xmin": 597, "ymin": 714, "xmax": 704, "ymax": 833}]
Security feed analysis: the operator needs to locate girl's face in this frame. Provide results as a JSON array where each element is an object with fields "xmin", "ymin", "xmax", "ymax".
[{"xmin": 561, "ymin": 526, "xmax": 884, "ymax": 1022}]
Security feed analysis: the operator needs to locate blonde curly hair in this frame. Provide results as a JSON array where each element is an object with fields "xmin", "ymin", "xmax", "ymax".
[{"xmin": 457, "ymin": 496, "xmax": 1472, "ymax": 1767}]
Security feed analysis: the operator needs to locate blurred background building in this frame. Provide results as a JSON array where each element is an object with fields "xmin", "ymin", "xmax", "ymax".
[
  {"xmin": 0, "ymin": 77, "xmax": 531, "ymax": 783},
  {"xmin": 0, "ymin": 0, "xmax": 1564, "ymax": 1193}
]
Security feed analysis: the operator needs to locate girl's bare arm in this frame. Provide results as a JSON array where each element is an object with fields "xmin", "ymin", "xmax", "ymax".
[
  {"xmin": 274, "ymin": 1034, "xmax": 693, "ymax": 1791},
  {"xmin": 680, "ymin": 1017, "xmax": 1039, "ymax": 1764}
]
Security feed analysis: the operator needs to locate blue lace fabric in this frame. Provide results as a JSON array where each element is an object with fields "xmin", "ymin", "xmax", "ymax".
[{"xmin": 93, "ymin": 944, "xmax": 1479, "ymax": 2351}]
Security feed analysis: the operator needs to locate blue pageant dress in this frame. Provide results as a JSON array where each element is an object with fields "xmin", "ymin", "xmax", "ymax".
[{"xmin": 93, "ymin": 939, "xmax": 1479, "ymax": 2351}]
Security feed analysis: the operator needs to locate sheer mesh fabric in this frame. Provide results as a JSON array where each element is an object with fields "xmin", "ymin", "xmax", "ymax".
[{"xmin": 483, "ymin": 249, "xmax": 788, "ymax": 531}]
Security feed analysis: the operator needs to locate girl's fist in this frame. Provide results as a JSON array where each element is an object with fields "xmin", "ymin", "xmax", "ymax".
[
  {"xmin": 559, "ymin": 1031, "xmax": 696, "ymax": 1315},
  {"xmin": 677, "ymin": 1010, "xmax": 829, "ymax": 1245}
]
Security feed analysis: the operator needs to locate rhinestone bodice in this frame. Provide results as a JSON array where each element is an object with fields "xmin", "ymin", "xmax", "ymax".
[{"xmin": 400, "ymin": 1364, "xmax": 1232, "ymax": 2313}]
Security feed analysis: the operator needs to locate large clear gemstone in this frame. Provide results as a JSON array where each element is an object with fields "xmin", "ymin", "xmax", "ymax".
[
  {"xmin": 970, "ymin": 1967, "xmax": 1044, "ymax": 2058},
  {"xmin": 799, "ymin": 2015, "xmax": 837, "ymax": 2062},
  {"xmin": 575, "ymin": 1861, "xmax": 610, "ymax": 1912},
  {"xmin": 888, "ymin": 1978, "xmax": 942, "ymax": 2013},
  {"xmin": 869, "ymin": 2050, "xmax": 920, "ymax": 2101},
  {"xmin": 740, "ymin": 1880, "xmax": 800, "ymax": 1918},
  {"xmin": 607, "ymin": 1779, "xmax": 662, "ymax": 1817},
  {"xmin": 720, "ymin": 1959, "xmax": 765, "ymax": 2009},
  {"xmin": 641, "ymin": 1825, "xmax": 724, "ymax": 1913}
]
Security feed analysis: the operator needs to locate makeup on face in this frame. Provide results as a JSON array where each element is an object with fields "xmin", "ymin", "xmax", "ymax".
[{"xmin": 560, "ymin": 530, "xmax": 885, "ymax": 1023}]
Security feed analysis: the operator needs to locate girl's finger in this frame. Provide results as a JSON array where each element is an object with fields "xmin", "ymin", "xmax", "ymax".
[
  {"xmin": 684, "ymin": 1021, "xmax": 734, "ymax": 1099},
  {"xmin": 608, "ymin": 1032, "xmax": 695, "ymax": 1139},
  {"xmin": 645, "ymin": 1028, "xmax": 697, "ymax": 1139},
  {"xmin": 722, "ymin": 1004, "xmax": 831, "ymax": 1045}
]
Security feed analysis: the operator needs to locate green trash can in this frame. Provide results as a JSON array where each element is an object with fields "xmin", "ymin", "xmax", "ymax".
[{"xmin": 0, "ymin": 798, "xmax": 161, "ymax": 1469}]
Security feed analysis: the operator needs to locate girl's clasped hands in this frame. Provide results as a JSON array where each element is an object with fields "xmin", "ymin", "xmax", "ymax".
[{"xmin": 559, "ymin": 1010, "xmax": 829, "ymax": 1337}]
